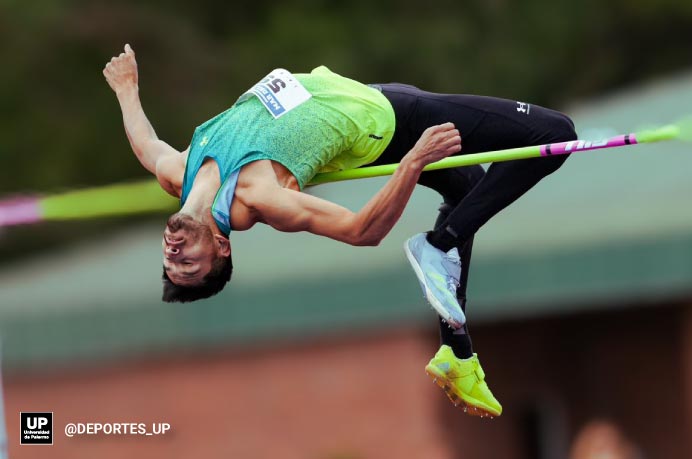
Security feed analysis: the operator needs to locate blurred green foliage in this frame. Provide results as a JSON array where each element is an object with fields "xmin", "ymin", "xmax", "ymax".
[
  {"xmin": 1, "ymin": 0, "xmax": 692, "ymax": 263},
  {"xmin": 2, "ymin": 0, "xmax": 692, "ymax": 194}
]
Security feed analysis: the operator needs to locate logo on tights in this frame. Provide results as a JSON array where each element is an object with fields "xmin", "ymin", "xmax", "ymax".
[{"xmin": 516, "ymin": 102, "xmax": 531, "ymax": 114}]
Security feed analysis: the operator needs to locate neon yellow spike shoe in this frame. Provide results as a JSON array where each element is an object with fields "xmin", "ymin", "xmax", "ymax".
[{"xmin": 425, "ymin": 345, "xmax": 502, "ymax": 418}]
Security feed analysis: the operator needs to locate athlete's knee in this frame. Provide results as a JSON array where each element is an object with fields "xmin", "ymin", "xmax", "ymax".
[
  {"xmin": 541, "ymin": 153, "xmax": 569, "ymax": 176},
  {"xmin": 535, "ymin": 112, "xmax": 576, "ymax": 176},
  {"xmin": 547, "ymin": 112, "xmax": 578, "ymax": 143},
  {"xmin": 517, "ymin": 145, "xmax": 569, "ymax": 179}
]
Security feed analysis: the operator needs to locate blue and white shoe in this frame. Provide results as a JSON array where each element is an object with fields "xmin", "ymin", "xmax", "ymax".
[{"xmin": 404, "ymin": 232, "xmax": 465, "ymax": 328}]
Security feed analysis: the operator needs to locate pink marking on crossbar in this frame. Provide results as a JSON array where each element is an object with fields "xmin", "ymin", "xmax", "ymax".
[
  {"xmin": 0, "ymin": 197, "xmax": 42, "ymax": 226},
  {"xmin": 540, "ymin": 133, "xmax": 638, "ymax": 157}
]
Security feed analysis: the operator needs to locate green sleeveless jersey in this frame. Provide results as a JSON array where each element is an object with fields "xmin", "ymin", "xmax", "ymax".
[{"xmin": 181, "ymin": 66, "xmax": 396, "ymax": 207}]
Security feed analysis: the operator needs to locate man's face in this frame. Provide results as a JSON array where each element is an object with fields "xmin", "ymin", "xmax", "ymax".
[{"xmin": 162, "ymin": 213, "xmax": 216, "ymax": 286}]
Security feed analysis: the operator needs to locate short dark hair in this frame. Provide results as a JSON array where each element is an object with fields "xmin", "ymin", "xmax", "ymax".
[{"xmin": 161, "ymin": 254, "xmax": 233, "ymax": 303}]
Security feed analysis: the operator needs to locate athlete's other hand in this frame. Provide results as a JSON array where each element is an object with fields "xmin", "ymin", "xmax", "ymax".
[
  {"xmin": 103, "ymin": 44, "xmax": 138, "ymax": 94},
  {"xmin": 409, "ymin": 122, "xmax": 462, "ymax": 168}
]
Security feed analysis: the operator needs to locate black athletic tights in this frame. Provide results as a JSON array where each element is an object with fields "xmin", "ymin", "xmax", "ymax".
[{"xmin": 370, "ymin": 83, "xmax": 577, "ymax": 356}]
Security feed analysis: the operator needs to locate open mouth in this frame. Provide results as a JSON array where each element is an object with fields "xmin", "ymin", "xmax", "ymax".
[
  {"xmin": 164, "ymin": 228, "xmax": 185, "ymax": 245},
  {"xmin": 165, "ymin": 236, "xmax": 184, "ymax": 244}
]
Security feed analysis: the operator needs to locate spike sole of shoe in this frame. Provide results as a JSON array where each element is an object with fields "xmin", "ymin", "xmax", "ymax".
[
  {"xmin": 424, "ymin": 365, "xmax": 499, "ymax": 419},
  {"xmin": 403, "ymin": 242, "xmax": 464, "ymax": 329}
]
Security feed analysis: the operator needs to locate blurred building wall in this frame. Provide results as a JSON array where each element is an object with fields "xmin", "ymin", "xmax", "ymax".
[
  {"xmin": 4, "ymin": 301, "xmax": 692, "ymax": 459},
  {"xmin": 4, "ymin": 329, "xmax": 451, "ymax": 459}
]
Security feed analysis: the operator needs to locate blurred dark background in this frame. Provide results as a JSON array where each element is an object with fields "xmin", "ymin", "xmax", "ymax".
[
  {"xmin": 4, "ymin": 0, "xmax": 692, "ymax": 193},
  {"xmin": 2, "ymin": 0, "xmax": 692, "ymax": 263}
]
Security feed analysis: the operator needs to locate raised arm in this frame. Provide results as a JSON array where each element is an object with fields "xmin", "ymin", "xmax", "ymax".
[
  {"xmin": 245, "ymin": 123, "xmax": 461, "ymax": 246},
  {"xmin": 103, "ymin": 44, "xmax": 184, "ymax": 195}
]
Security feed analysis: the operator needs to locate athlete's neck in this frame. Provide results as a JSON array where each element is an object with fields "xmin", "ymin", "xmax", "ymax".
[{"xmin": 179, "ymin": 158, "xmax": 222, "ymax": 225}]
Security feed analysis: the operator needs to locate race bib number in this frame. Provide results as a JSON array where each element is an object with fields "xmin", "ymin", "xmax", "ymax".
[{"xmin": 239, "ymin": 69, "xmax": 312, "ymax": 119}]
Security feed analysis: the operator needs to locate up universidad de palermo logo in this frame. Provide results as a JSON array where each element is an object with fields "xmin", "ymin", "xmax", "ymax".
[{"xmin": 20, "ymin": 412, "xmax": 53, "ymax": 445}]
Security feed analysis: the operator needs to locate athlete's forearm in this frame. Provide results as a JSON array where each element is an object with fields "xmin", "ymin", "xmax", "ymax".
[
  {"xmin": 116, "ymin": 86, "xmax": 161, "ymax": 173},
  {"xmin": 103, "ymin": 45, "xmax": 168, "ymax": 174},
  {"xmin": 350, "ymin": 155, "xmax": 424, "ymax": 246}
]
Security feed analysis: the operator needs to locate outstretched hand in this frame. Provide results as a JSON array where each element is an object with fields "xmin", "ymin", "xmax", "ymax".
[
  {"xmin": 103, "ymin": 44, "xmax": 138, "ymax": 95},
  {"xmin": 409, "ymin": 122, "xmax": 462, "ymax": 167}
]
